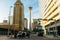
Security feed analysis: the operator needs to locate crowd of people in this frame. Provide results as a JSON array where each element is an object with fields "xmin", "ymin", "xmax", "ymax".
[
  {"xmin": 9, "ymin": 31, "xmax": 30, "ymax": 38},
  {"xmin": 9, "ymin": 29, "xmax": 44, "ymax": 38}
]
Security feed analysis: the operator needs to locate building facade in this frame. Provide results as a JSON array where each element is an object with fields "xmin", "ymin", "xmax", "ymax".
[
  {"xmin": 24, "ymin": 18, "xmax": 28, "ymax": 29},
  {"xmin": 13, "ymin": 0, "xmax": 24, "ymax": 31},
  {"xmin": 9, "ymin": 16, "xmax": 13, "ymax": 25},
  {"xmin": 32, "ymin": 18, "xmax": 38, "ymax": 29},
  {"xmin": 39, "ymin": 0, "xmax": 60, "ymax": 36},
  {"xmin": 32, "ymin": 18, "xmax": 41, "ymax": 30},
  {"xmin": 3, "ymin": 20, "xmax": 8, "ymax": 24}
]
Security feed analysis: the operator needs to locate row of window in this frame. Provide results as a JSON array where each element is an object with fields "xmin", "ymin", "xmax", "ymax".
[
  {"xmin": 43, "ymin": 1, "xmax": 59, "ymax": 25},
  {"xmin": 45, "ymin": 1, "xmax": 57, "ymax": 18},
  {"xmin": 46, "ymin": 7, "xmax": 58, "ymax": 18},
  {"xmin": 45, "ymin": 19, "xmax": 60, "ymax": 27},
  {"xmin": 44, "ymin": 0, "xmax": 53, "ymax": 16}
]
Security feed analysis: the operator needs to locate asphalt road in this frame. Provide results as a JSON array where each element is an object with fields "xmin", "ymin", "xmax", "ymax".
[{"xmin": 0, "ymin": 34, "xmax": 60, "ymax": 40}]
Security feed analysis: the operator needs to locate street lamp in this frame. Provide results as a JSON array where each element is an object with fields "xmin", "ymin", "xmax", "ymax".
[
  {"xmin": 28, "ymin": 7, "xmax": 32, "ymax": 31},
  {"xmin": 8, "ymin": 6, "xmax": 12, "ymax": 36}
]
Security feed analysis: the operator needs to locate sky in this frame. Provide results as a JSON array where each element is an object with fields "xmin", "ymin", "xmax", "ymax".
[{"xmin": 0, "ymin": 0, "xmax": 39, "ymax": 23}]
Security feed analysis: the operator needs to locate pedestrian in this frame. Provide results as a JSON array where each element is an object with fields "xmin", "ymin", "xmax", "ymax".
[
  {"xmin": 22, "ymin": 32, "xmax": 25, "ymax": 38},
  {"xmin": 26, "ymin": 31, "xmax": 30, "ymax": 38},
  {"xmin": 17, "ymin": 31, "xmax": 22, "ymax": 38}
]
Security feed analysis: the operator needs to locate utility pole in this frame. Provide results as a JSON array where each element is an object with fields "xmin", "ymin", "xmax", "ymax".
[{"xmin": 8, "ymin": 6, "xmax": 12, "ymax": 36}]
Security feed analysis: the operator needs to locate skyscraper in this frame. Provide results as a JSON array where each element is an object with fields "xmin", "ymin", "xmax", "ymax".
[
  {"xmin": 24, "ymin": 18, "xmax": 28, "ymax": 29},
  {"xmin": 13, "ymin": 0, "xmax": 24, "ymax": 31}
]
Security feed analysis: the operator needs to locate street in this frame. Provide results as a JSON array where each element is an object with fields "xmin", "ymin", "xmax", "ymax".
[{"xmin": 0, "ymin": 34, "xmax": 60, "ymax": 40}]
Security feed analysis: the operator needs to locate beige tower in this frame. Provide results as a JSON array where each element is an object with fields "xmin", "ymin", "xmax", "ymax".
[{"xmin": 13, "ymin": 0, "xmax": 24, "ymax": 31}]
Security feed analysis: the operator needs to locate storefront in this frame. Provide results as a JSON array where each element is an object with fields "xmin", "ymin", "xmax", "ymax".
[
  {"xmin": 0, "ymin": 28, "xmax": 8, "ymax": 35},
  {"xmin": 45, "ymin": 19, "xmax": 60, "ymax": 36},
  {"xmin": 57, "ymin": 26, "xmax": 60, "ymax": 36}
]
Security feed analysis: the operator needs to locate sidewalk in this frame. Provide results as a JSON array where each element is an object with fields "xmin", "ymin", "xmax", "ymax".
[
  {"xmin": 45, "ymin": 35, "xmax": 60, "ymax": 40},
  {"xmin": 0, "ymin": 35, "xmax": 9, "ymax": 40}
]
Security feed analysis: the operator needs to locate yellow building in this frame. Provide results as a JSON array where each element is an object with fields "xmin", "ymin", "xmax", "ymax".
[
  {"xmin": 24, "ymin": 18, "xmax": 28, "ymax": 29},
  {"xmin": 39, "ymin": 0, "xmax": 60, "ymax": 36},
  {"xmin": 13, "ymin": 0, "xmax": 24, "ymax": 31}
]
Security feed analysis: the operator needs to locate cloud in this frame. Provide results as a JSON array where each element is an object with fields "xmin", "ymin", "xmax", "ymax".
[{"xmin": 0, "ymin": 0, "xmax": 39, "ymax": 23}]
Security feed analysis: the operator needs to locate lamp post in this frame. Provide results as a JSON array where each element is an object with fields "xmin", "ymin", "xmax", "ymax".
[
  {"xmin": 8, "ymin": 6, "xmax": 12, "ymax": 36},
  {"xmin": 29, "ymin": 7, "xmax": 32, "ymax": 31}
]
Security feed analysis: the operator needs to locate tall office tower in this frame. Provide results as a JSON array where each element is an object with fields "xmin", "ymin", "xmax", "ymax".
[
  {"xmin": 39, "ymin": 0, "xmax": 60, "ymax": 35},
  {"xmin": 24, "ymin": 18, "xmax": 28, "ymax": 29},
  {"xmin": 13, "ymin": 0, "xmax": 24, "ymax": 31}
]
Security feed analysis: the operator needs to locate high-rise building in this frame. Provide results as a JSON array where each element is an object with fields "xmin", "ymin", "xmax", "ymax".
[
  {"xmin": 13, "ymin": 0, "xmax": 24, "ymax": 31},
  {"xmin": 9, "ymin": 16, "xmax": 13, "ymax": 25},
  {"xmin": 3, "ymin": 20, "xmax": 8, "ymax": 24},
  {"xmin": 0, "ymin": 0, "xmax": 24, "ymax": 35},
  {"xmin": 39, "ymin": 0, "xmax": 60, "ymax": 36},
  {"xmin": 24, "ymin": 18, "xmax": 28, "ymax": 29}
]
